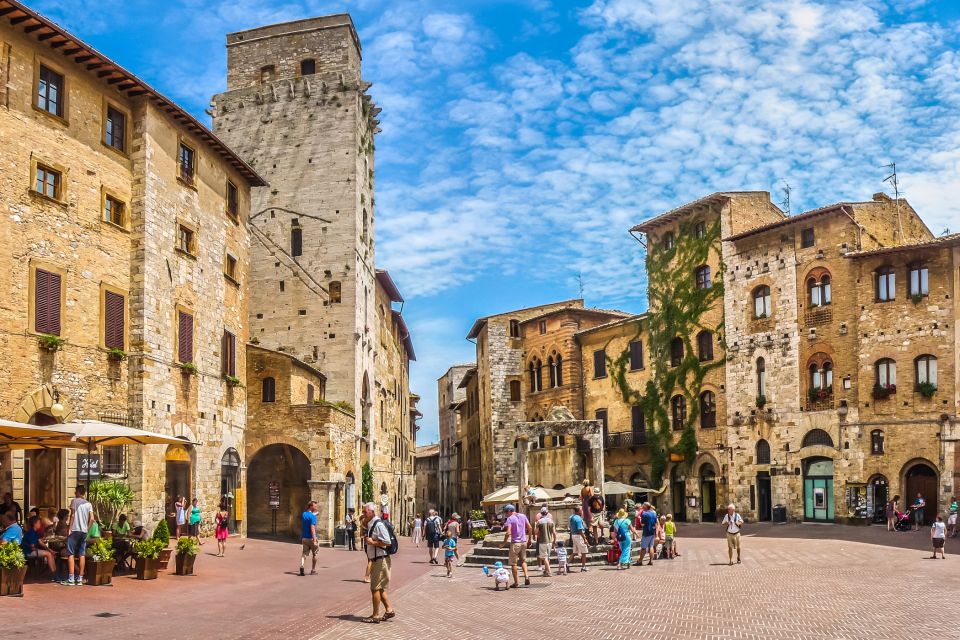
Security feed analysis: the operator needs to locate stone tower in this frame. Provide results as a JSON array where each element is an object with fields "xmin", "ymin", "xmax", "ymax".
[{"xmin": 212, "ymin": 16, "xmax": 379, "ymax": 429}]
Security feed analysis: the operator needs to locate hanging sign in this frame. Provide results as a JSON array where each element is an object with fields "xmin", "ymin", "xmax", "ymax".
[
  {"xmin": 268, "ymin": 481, "xmax": 280, "ymax": 509},
  {"xmin": 77, "ymin": 454, "xmax": 101, "ymax": 477}
]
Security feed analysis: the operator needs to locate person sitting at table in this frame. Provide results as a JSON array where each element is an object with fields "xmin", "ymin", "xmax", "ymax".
[
  {"xmin": 131, "ymin": 521, "xmax": 149, "ymax": 540},
  {"xmin": 0, "ymin": 511, "xmax": 22, "ymax": 545},
  {"xmin": 54, "ymin": 509, "xmax": 70, "ymax": 537},
  {"xmin": 114, "ymin": 514, "xmax": 131, "ymax": 536},
  {"xmin": 42, "ymin": 507, "xmax": 57, "ymax": 534},
  {"xmin": 21, "ymin": 515, "xmax": 57, "ymax": 577}
]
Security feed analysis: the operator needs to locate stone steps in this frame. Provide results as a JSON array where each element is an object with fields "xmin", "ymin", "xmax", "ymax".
[{"xmin": 460, "ymin": 539, "xmax": 642, "ymax": 567}]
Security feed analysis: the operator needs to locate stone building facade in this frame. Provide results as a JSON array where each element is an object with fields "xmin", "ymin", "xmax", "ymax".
[
  {"xmin": 0, "ymin": 0, "xmax": 263, "ymax": 532},
  {"xmin": 414, "ymin": 443, "xmax": 439, "ymax": 514},
  {"xmin": 437, "ymin": 363, "xmax": 473, "ymax": 514}
]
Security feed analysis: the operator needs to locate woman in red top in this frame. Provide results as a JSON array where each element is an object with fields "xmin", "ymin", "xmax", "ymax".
[{"xmin": 215, "ymin": 501, "xmax": 229, "ymax": 557}]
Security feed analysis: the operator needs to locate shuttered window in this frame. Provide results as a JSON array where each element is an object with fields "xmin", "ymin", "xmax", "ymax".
[
  {"xmin": 221, "ymin": 329, "xmax": 236, "ymax": 376},
  {"xmin": 34, "ymin": 268, "xmax": 61, "ymax": 335},
  {"xmin": 177, "ymin": 311, "xmax": 193, "ymax": 363},
  {"xmin": 104, "ymin": 291, "xmax": 125, "ymax": 349}
]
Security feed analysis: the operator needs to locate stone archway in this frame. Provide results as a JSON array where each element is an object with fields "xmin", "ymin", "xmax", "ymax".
[
  {"xmin": 902, "ymin": 459, "xmax": 938, "ymax": 523},
  {"xmin": 247, "ymin": 443, "xmax": 311, "ymax": 539},
  {"xmin": 17, "ymin": 385, "xmax": 74, "ymax": 511}
]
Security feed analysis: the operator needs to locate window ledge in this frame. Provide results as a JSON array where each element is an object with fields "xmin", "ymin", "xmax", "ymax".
[
  {"xmin": 177, "ymin": 175, "xmax": 198, "ymax": 191},
  {"xmin": 100, "ymin": 140, "xmax": 129, "ymax": 159},
  {"xmin": 32, "ymin": 104, "xmax": 68, "ymax": 127},
  {"xmin": 175, "ymin": 247, "xmax": 197, "ymax": 260},
  {"xmin": 226, "ymin": 211, "xmax": 240, "ymax": 224},
  {"xmin": 628, "ymin": 366, "xmax": 645, "ymax": 372},
  {"xmin": 593, "ymin": 375, "xmax": 608, "ymax": 380},
  {"xmin": 29, "ymin": 189, "xmax": 67, "ymax": 207},
  {"xmin": 224, "ymin": 274, "xmax": 240, "ymax": 287},
  {"xmin": 100, "ymin": 219, "xmax": 130, "ymax": 233}
]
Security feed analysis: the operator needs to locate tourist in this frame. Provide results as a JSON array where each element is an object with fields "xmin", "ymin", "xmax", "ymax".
[
  {"xmin": 300, "ymin": 500, "xmax": 319, "ymax": 576},
  {"xmin": 115, "ymin": 514, "xmax": 131, "ymax": 536},
  {"xmin": 555, "ymin": 539, "xmax": 568, "ymax": 575},
  {"xmin": 0, "ymin": 511, "xmax": 22, "ymax": 545},
  {"xmin": 188, "ymin": 498, "xmax": 202, "ymax": 544},
  {"xmin": 361, "ymin": 502, "xmax": 396, "ymax": 624},
  {"xmin": 913, "ymin": 492, "xmax": 926, "ymax": 530},
  {"xmin": 443, "ymin": 529, "xmax": 458, "ymax": 578},
  {"xmin": 174, "ymin": 495, "xmax": 186, "ymax": 538},
  {"xmin": 1, "ymin": 492, "xmax": 22, "ymax": 525},
  {"xmin": 500, "ymin": 503, "xmax": 532, "ymax": 587},
  {"xmin": 447, "ymin": 512, "xmax": 461, "ymax": 538},
  {"xmin": 580, "ymin": 480, "xmax": 595, "ymax": 541},
  {"xmin": 486, "ymin": 560, "xmax": 511, "ymax": 591},
  {"xmin": 569, "ymin": 504, "xmax": 590, "ymax": 572},
  {"xmin": 42, "ymin": 507, "xmax": 56, "ymax": 534},
  {"xmin": 360, "ymin": 512, "xmax": 372, "ymax": 582},
  {"xmin": 424, "ymin": 508, "xmax": 443, "ymax": 564},
  {"xmin": 886, "ymin": 495, "xmax": 899, "ymax": 532},
  {"xmin": 64, "ymin": 484, "xmax": 94, "ymax": 586},
  {"xmin": 345, "ymin": 507, "xmax": 358, "ymax": 551},
  {"xmin": 534, "ymin": 506, "xmax": 555, "ymax": 576},
  {"xmin": 54, "ymin": 509, "xmax": 70, "ymax": 537},
  {"xmin": 930, "ymin": 515, "xmax": 946, "ymax": 559},
  {"xmin": 721, "ymin": 503, "xmax": 744, "ymax": 566},
  {"xmin": 21, "ymin": 515, "xmax": 56, "ymax": 577},
  {"xmin": 611, "ymin": 509, "xmax": 637, "ymax": 570},
  {"xmin": 412, "ymin": 512, "xmax": 423, "ymax": 547},
  {"xmin": 635, "ymin": 502, "xmax": 657, "ymax": 566},
  {"xmin": 624, "ymin": 496, "xmax": 637, "ymax": 524},
  {"xmin": 655, "ymin": 515, "xmax": 667, "ymax": 559},
  {"xmin": 215, "ymin": 502, "xmax": 229, "ymax": 557},
  {"xmin": 947, "ymin": 497, "xmax": 958, "ymax": 538},
  {"xmin": 664, "ymin": 514, "xmax": 677, "ymax": 559}
]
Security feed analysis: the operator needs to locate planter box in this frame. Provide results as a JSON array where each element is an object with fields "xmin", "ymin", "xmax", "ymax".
[
  {"xmin": 175, "ymin": 553, "xmax": 196, "ymax": 576},
  {"xmin": 158, "ymin": 547, "xmax": 173, "ymax": 570},
  {"xmin": 0, "ymin": 566, "xmax": 27, "ymax": 597},
  {"xmin": 85, "ymin": 560, "xmax": 116, "ymax": 586},
  {"xmin": 135, "ymin": 557, "xmax": 160, "ymax": 580}
]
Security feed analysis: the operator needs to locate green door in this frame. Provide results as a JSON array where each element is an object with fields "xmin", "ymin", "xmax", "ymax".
[{"xmin": 803, "ymin": 458, "xmax": 834, "ymax": 521}]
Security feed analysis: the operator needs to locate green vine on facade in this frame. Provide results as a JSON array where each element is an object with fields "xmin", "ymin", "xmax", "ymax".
[
  {"xmin": 361, "ymin": 462, "xmax": 374, "ymax": 504},
  {"xmin": 606, "ymin": 216, "xmax": 726, "ymax": 485}
]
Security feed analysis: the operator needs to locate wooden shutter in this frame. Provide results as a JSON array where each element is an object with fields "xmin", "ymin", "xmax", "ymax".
[
  {"xmin": 222, "ymin": 330, "xmax": 236, "ymax": 376},
  {"xmin": 104, "ymin": 291, "xmax": 125, "ymax": 349},
  {"xmin": 178, "ymin": 311, "xmax": 193, "ymax": 363},
  {"xmin": 35, "ymin": 268, "xmax": 61, "ymax": 335}
]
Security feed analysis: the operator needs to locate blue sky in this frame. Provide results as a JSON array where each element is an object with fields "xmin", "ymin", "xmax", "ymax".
[{"xmin": 33, "ymin": 0, "xmax": 960, "ymax": 443}]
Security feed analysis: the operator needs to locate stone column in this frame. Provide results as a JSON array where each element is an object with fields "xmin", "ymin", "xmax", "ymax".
[
  {"xmin": 589, "ymin": 432, "xmax": 605, "ymax": 498},
  {"xmin": 311, "ymin": 480, "xmax": 338, "ymax": 546},
  {"xmin": 516, "ymin": 435, "xmax": 529, "ymax": 516}
]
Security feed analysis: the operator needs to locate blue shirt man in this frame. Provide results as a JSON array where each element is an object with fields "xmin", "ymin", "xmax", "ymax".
[
  {"xmin": 0, "ymin": 516, "xmax": 22, "ymax": 545},
  {"xmin": 301, "ymin": 509, "xmax": 317, "ymax": 540},
  {"xmin": 569, "ymin": 512, "xmax": 586, "ymax": 534},
  {"xmin": 299, "ymin": 501, "xmax": 319, "ymax": 576}
]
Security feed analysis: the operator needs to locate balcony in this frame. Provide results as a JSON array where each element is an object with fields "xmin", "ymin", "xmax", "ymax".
[{"xmin": 606, "ymin": 431, "xmax": 647, "ymax": 449}]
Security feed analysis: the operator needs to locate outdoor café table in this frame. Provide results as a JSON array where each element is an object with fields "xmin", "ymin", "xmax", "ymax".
[{"xmin": 42, "ymin": 536, "xmax": 67, "ymax": 552}]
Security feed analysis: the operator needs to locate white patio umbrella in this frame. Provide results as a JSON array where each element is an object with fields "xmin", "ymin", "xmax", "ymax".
[
  {"xmin": 0, "ymin": 418, "xmax": 72, "ymax": 445},
  {"xmin": 558, "ymin": 481, "xmax": 666, "ymax": 496},
  {"xmin": 480, "ymin": 485, "xmax": 559, "ymax": 506}
]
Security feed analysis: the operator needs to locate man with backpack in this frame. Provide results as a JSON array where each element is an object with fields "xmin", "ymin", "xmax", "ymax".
[
  {"xmin": 634, "ymin": 502, "xmax": 657, "ymax": 567},
  {"xmin": 424, "ymin": 509, "xmax": 443, "ymax": 565},
  {"xmin": 362, "ymin": 502, "xmax": 397, "ymax": 624}
]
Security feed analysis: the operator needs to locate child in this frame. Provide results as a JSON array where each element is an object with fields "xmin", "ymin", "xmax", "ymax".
[
  {"xmin": 931, "ymin": 515, "xmax": 946, "ymax": 559},
  {"xmin": 443, "ymin": 531, "xmax": 459, "ymax": 577},
  {"xmin": 555, "ymin": 539, "xmax": 568, "ymax": 575},
  {"xmin": 664, "ymin": 514, "xmax": 677, "ymax": 559},
  {"xmin": 483, "ymin": 560, "xmax": 511, "ymax": 590}
]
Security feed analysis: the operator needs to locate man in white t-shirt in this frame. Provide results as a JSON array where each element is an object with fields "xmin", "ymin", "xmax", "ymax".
[
  {"xmin": 930, "ymin": 515, "xmax": 946, "ymax": 559},
  {"xmin": 65, "ymin": 485, "xmax": 94, "ymax": 586},
  {"xmin": 720, "ymin": 503, "xmax": 744, "ymax": 566}
]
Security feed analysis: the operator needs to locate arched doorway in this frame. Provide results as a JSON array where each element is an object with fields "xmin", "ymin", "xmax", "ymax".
[
  {"xmin": 699, "ymin": 464, "xmax": 717, "ymax": 522},
  {"xmin": 904, "ymin": 461, "xmax": 938, "ymax": 523},
  {"xmin": 868, "ymin": 475, "xmax": 888, "ymax": 524},
  {"xmin": 165, "ymin": 443, "xmax": 193, "ymax": 534},
  {"xmin": 220, "ymin": 448, "xmax": 241, "ymax": 531},
  {"xmin": 247, "ymin": 444, "xmax": 311, "ymax": 539},
  {"xmin": 345, "ymin": 471, "xmax": 356, "ymax": 516},
  {"xmin": 25, "ymin": 411, "xmax": 62, "ymax": 511},
  {"xmin": 671, "ymin": 466, "xmax": 686, "ymax": 522},
  {"xmin": 803, "ymin": 457, "xmax": 834, "ymax": 521}
]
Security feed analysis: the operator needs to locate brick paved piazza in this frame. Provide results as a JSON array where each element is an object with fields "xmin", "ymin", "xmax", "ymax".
[{"xmin": 6, "ymin": 525, "xmax": 959, "ymax": 639}]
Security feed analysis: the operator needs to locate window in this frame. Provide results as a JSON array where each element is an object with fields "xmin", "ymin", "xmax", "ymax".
[
  {"xmin": 261, "ymin": 377, "xmax": 276, "ymax": 403},
  {"xmin": 177, "ymin": 310, "xmax": 194, "ymax": 363},
  {"xmin": 509, "ymin": 380, "xmax": 521, "ymax": 402},
  {"xmin": 529, "ymin": 356, "xmax": 543, "ymax": 392},
  {"xmin": 260, "ymin": 65, "xmax": 275, "ymax": 83},
  {"xmin": 699, "ymin": 391, "xmax": 716, "ymax": 428},
  {"xmin": 291, "ymin": 227, "xmax": 303, "ymax": 257},
  {"xmin": 105, "ymin": 105, "xmax": 126, "ymax": 152},
  {"xmin": 694, "ymin": 221, "xmax": 706, "ymax": 238},
  {"xmin": 808, "ymin": 274, "xmax": 831, "ymax": 307},
  {"xmin": 101, "ymin": 445, "xmax": 125, "ymax": 475},
  {"xmin": 34, "ymin": 164, "xmax": 61, "ymax": 200},
  {"xmin": 753, "ymin": 285, "xmax": 771, "ymax": 318},
  {"xmin": 538, "ymin": 320, "xmax": 547, "ymax": 335},
  {"xmin": 695, "ymin": 265, "xmax": 711, "ymax": 289},
  {"xmin": 808, "ymin": 358, "xmax": 833, "ymax": 392},
  {"xmin": 226, "ymin": 181, "xmax": 239, "ymax": 220},
  {"xmin": 508, "ymin": 319, "xmax": 520, "ymax": 338},
  {"xmin": 34, "ymin": 268, "xmax": 62, "ymax": 336},
  {"xmin": 103, "ymin": 290, "xmax": 125, "ymax": 350},
  {"xmin": 307, "ymin": 384, "xmax": 315, "ymax": 404},
  {"xmin": 663, "ymin": 231, "xmax": 675, "ymax": 250},
  {"xmin": 915, "ymin": 355, "xmax": 937, "ymax": 388},
  {"xmin": 176, "ymin": 224, "xmax": 195, "ymax": 255},
  {"xmin": 875, "ymin": 358, "xmax": 896, "ymax": 390},
  {"xmin": 631, "ymin": 405, "xmax": 645, "ymax": 440},
  {"xmin": 300, "ymin": 59, "xmax": 316, "ymax": 75},
  {"xmin": 802, "ymin": 428, "xmax": 833, "ymax": 448},
  {"xmin": 756, "ymin": 357, "xmax": 766, "ymax": 399},
  {"xmin": 697, "ymin": 331, "xmax": 714, "ymax": 362},
  {"xmin": 629, "ymin": 340, "xmax": 644, "ymax": 370},
  {"xmin": 876, "ymin": 266, "xmax": 895, "ymax": 302},
  {"xmin": 593, "ymin": 349, "xmax": 607, "ymax": 379},
  {"xmin": 329, "ymin": 281, "xmax": 341, "ymax": 303},
  {"xmin": 671, "ymin": 395, "xmax": 686, "ymax": 430},
  {"xmin": 595, "ymin": 409, "xmax": 608, "ymax": 440},
  {"xmin": 224, "ymin": 253, "xmax": 238, "ymax": 282},
  {"xmin": 870, "ymin": 430, "xmax": 884, "ymax": 455},
  {"xmin": 178, "ymin": 142, "xmax": 195, "ymax": 186},
  {"xmin": 37, "ymin": 65, "xmax": 64, "ymax": 117},
  {"xmin": 221, "ymin": 330, "xmax": 237, "ymax": 377},
  {"xmin": 670, "ymin": 337, "xmax": 684, "ymax": 367},
  {"xmin": 801, "ymin": 227, "xmax": 815, "ymax": 248},
  {"xmin": 756, "ymin": 439, "xmax": 771, "ymax": 464},
  {"xmin": 548, "ymin": 353, "xmax": 563, "ymax": 388},
  {"xmin": 908, "ymin": 263, "xmax": 928, "ymax": 297},
  {"xmin": 104, "ymin": 195, "xmax": 125, "ymax": 227}
]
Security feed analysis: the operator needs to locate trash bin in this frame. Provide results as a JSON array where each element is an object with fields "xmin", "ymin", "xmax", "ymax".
[
  {"xmin": 334, "ymin": 526, "xmax": 346, "ymax": 547},
  {"xmin": 772, "ymin": 505, "xmax": 787, "ymax": 523}
]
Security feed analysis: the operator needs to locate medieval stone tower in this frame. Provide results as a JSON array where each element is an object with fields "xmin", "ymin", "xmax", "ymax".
[{"xmin": 212, "ymin": 16, "xmax": 379, "ymax": 430}]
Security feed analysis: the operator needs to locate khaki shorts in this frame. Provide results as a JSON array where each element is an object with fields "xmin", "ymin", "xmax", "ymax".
[
  {"xmin": 537, "ymin": 543, "xmax": 551, "ymax": 560},
  {"xmin": 727, "ymin": 532, "xmax": 741, "ymax": 552},
  {"xmin": 369, "ymin": 556, "xmax": 391, "ymax": 591},
  {"xmin": 301, "ymin": 538, "xmax": 318, "ymax": 556},
  {"xmin": 572, "ymin": 536, "xmax": 589, "ymax": 555},
  {"xmin": 508, "ymin": 542, "xmax": 527, "ymax": 566}
]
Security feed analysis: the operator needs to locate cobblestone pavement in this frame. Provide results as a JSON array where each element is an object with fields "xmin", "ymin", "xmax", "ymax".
[{"xmin": 314, "ymin": 531, "xmax": 960, "ymax": 640}]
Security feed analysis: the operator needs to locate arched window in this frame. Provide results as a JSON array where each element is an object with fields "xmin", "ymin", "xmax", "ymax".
[
  {"xmin": 670, "ymin": 395, "xmax": 686, "ymax": 430},
  {"xmin": 808, "ymin": 274, "xmax": 831, "ymax": 307},
  {"xmin": 876, "ymin": 266, "xmax": 896, "ymax": 301},
  {"xmin": 915, "ymin": 355, "xmax": 937, "ymax": 388},
  {"xmin": 875, "ymin": 358, "xmax": 896, "ymax": 390},
  {"xmin": 670, "ymin": 337, "xmax": 684, "ymax": 367},
  {"xmin": 807, "ymin": 355, "xmax": 833, "ymax": 397},
  {"xmin": 802, "ymin": 428, "xmax": 834, "ymax": 448},
  {"xmin": 261, "ymin": 377, "xmax": 276, "ymax": 403},
  {"xmin": 699, "ymin": 391, "xmax": 716, "ymax": 429},
  {"xmin": 756, "ymin": 439, "xmax": 771, "ymax": 464},
  {"xmin": 870, "ymin": 430, "xmax": 884, "ymax": 455},
  {"xmin": 694, "ymin": 221, "xmax": 706, "ymax": 238},
  {"xmin": 509, "ymin": 380, "xmax": 521, "ymax": 402},
  {"xmin": 663, "ymin": 231, "xmax": 675, "ymax": 251},
  {"xmin": 908, "ymin": 262, "xmax": 928, "ymax": 297},
  {"xmin": 548, "ymin": 353, "xmax": 563, "ymax": 388},
  {"xmin": 329, "ymin": 281, "xmax": 342, "ymax": 304},
  {"xmin": 697, "ymin": 331, "xmax": 714, "ymax": 362},
  {"xmin": 529, "ymin": 357, "xmax": 543, "ymax": 393},
  {"xmin": 753, "ymin": 285, "xmax": 771, "ymax": 318},
  {"xmin": 695, "ymin": 265, "xmax": 711, "ymax": 289},
  {"xmin": 300, "ymin": 58, "xmax": 316, "ymax": 76},
  {"xmin": 291, "ymin": 227, "xmax": 302, "ymax": 257},
  {"xmin": 756, "ymin": 357, "xmax": 767, "ymax": 399}
]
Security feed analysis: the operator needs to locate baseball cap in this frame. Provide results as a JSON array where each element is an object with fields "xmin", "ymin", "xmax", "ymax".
[{"xmin": 503, "ymin": 504, "xmax": 516, "ymax": 512}]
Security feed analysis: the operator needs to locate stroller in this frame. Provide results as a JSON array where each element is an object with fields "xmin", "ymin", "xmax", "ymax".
[{"xmin": 894, "ymin": 510, "xmax": 912, "ymax": 532}]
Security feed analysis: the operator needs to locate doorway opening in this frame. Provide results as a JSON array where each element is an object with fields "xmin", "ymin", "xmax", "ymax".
[
  {"xmin": 756, "ymin": 472, "xmax": 772, "ymax": 521},
  {"xmin": 803, "ymin": 457, "xmax": 834, "ymax": 521},
  {"xmin": 699, "ymin": 464, "xmax": 717, "ymax": 522}
]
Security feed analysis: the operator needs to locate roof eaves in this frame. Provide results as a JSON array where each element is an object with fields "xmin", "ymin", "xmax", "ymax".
[
  {"xmin": 724, "ymin": 204, "xmax": 851, "ymax": 242},
  {"xmin": 375, "ymin": 269, "xmax": 404, "ymax": 303},
  {"xmin": 844, "ymin": 233, "xmax": 960, "ymax": 259}
]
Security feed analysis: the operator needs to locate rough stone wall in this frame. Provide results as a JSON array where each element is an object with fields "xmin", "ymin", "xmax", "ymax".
[
  {"xmin": 414, "ymin": 445, "xmax": 439, "ymax": 513},
  {"xmin": 437, "ymin": 364, "xmax": 471, "ymax": 513},
  {"xmin": 457, "ymin": 372, "xmax": 483, "ymax": 515}
]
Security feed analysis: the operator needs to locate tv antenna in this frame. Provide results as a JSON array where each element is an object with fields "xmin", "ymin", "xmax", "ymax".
[
  {"xmin": 882, "ymin": 162, "xmax": 905, "ymax": 244},
  {"xmin": 577, "ymin": 272, "xmax": 584, "ymax": 300},
  {"xmin": 780, "ymin": 181, "xmax": 792, "ymax": 215}
]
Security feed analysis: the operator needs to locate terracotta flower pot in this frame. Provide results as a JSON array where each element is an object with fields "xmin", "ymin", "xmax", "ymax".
[
  {"xmin": 135, "ymin": 557, "xmax": 160, "ymax": 580},
  {"xmin": 0, "ymin": 566, "xmax": 27, "ymax": 596},
  {"xmin": 157, "ymin": 547, "xmax": 173, "ymax": 570},
  {"xmin": 85, "ymin": 560, "xmax": 116, "ymax": 586},
  {"xmin": 175, "ymin": 553, "xmax": 196, "ymax": 576}
]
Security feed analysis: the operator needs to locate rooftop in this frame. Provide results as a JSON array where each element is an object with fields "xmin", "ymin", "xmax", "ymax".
[
  {"xmin": 375, "ymin": 270, "xmax": 404, "ymax": 304},
  {"xmin": 630, "ymin": 191, "xmax": 777, "ymax": 234},
  {"xmin": 466, "ymin": 298, "xmax": 583, "ymax": 339},
  {"xmin": 844, "ymin": 232, "xmax": 960, "ymax": 258},
  {"xmin": 415, "ymin": 443, "xmax": 439, "ymax": 457},
  {"xmin": 247, "ymin": 343, "xmax": 326, "ymax": 381},
  {"xmin": 574, "ymin": 313, "xmax": 648, "ymax": 338}
]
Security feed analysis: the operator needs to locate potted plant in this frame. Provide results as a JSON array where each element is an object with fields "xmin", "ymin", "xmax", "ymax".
[
  {"xmin": 872, "ymin": 384, "xmax": 895, "ymax": 400},
  {"xmin": 133, "ymin": 539, "xmax": 164, "ymax": 580},
  {"xmin": 756, "ymin": 395, "xmax": 767, "ymax": 409},
  {"xmin": 37, "ymin": 333, "xmax": 65, "ymax": 353},
  {"xmin": 106, "ymin": 347, "xmax": 127, "ymax": 362},
  {"xmin": 178, "ymin": 362, "xmax": 198, "ymax": 376},
  {"xmin": 916, "ymin": 381, "xmax": 937, "ymax": 398},
  {"xmin": 88, "ymin": 479, "xmax": 134, "ymax": 533},
  {"xmin": 152, "ymin": 519, "xmax": 173, "ymax": 570},
  {"xmin": 0, "ymin": 543, "xmax": 27, "ymax": 597},
  {"xmin": 174, "ymin": 536, "xmax": 198, "ymax": 575},
  {"xmin": 85, "ymin": 538, "xmax": 116, "ymax": 586},
  {"xmin": 224, "ymin": 374, "xmax": 243, "ymax": 388}
]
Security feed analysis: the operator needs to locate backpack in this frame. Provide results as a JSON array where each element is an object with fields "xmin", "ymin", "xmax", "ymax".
[
  {"xmin": 372, "ymin": 517, "xmax": 399, "ymax": 556},
  {"xmin": 615, "ymin": 520, "xmax": 627, "ymax": 542},
  {"xmin": 425, "ymin": 516, "xmax": 440, "ymax": 538}
]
